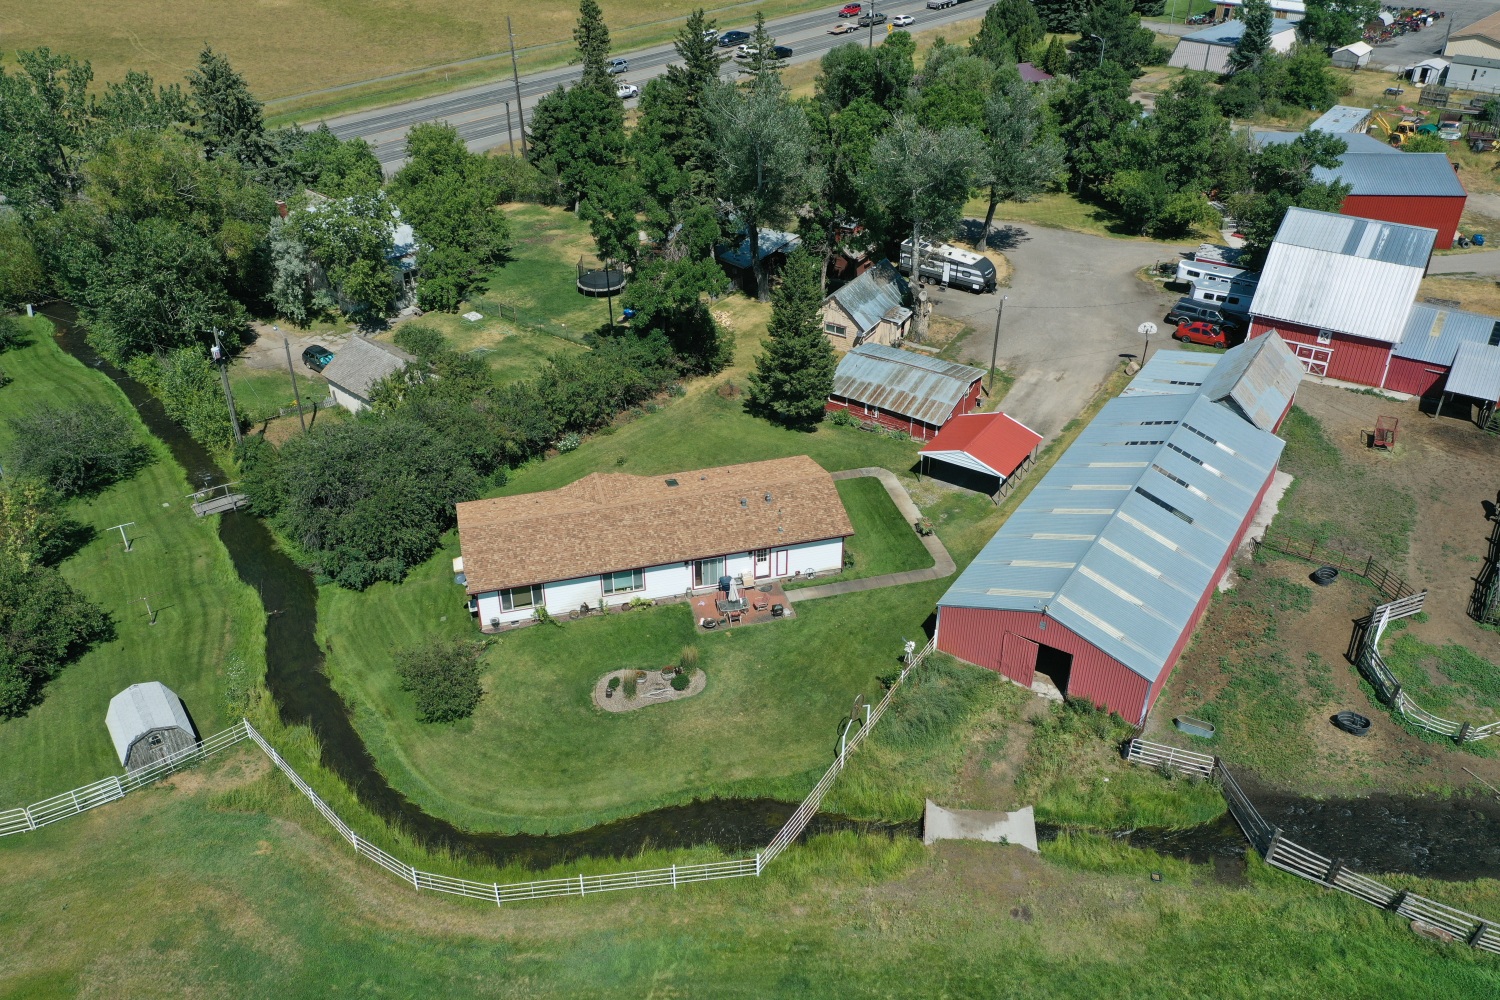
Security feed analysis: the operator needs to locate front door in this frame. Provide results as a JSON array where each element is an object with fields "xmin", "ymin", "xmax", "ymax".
[
  {"xmin": 1291, "ymin": 343, "xmax": 1332, "ymax": 377},
  {"xmin": 999, "ymin": 632, "xmax": 1039, "ymax": 687},
  {"xmin": 753, "ymin": 549, "xmax": 771, "ymax": 578},
  {"xmin": 773, "ymin": 548, "xmax": 789, "ymax": 577}
]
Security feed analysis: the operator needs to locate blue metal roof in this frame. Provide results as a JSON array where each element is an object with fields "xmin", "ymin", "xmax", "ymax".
[
  {"xmin": 1313, "ymin": 152, "xmax": 1466, "ymax": 198},
  {"xmin": 830, "ymin": 260, "xmax": 910, "ymax": 336},
  {"xmin": 1251, "ymin": 130, "xmax": 1397, "ymax": 155},
  {"xmin": 1199, "ymin": 333, "xmax": 1303, "ymax": 431},
  {"xmin": 717, "ymin": 229, "xmax": 801, "ymax": 270},
  {"xmin": 938, "ymin": 347, "xmax": 1289, "ymax": 683},
  {"xmin": 1273, "ymin": 207, "xmax": 1435, "ymax": 268},
  {"xmin": 1394, "ymin": 303, "xmax": 1500, "ymax": 365},
  {"xmin": 1309, "ymin": 105, "xmax": 1372, "ymax": 134},
  {"xmin": 1447, "ymin": 341, "xmax": 1500, "ymax": 401},
  {"xmin": 1120, "ymin": 352, "xmax": 1219, "ymax": 396},
  {"xmin": 1181, "ymin": 18, "xmax": 1296, "ymax": 44},
  {"xmin": 831, "ymin": 344, "xmax": 986, "ymax": 426}
]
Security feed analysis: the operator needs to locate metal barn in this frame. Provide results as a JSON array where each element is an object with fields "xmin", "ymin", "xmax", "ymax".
[
  {"xmin": 106, "ymin": 682, "xmax": 198, "ymax": 771},
  {"xmin": 826, "ymin": 344, "xmax": 986, "ymax": 441},
  {"xmin": 935, "ymin": 336, "xmax": 1302, "ymax": 723}
]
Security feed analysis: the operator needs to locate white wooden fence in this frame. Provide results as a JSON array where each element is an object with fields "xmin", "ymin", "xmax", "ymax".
[
  {"xmin": 1126, "ymin": 738, "xmax": 1500, "ymax": 955},
  {"xmin": 1351, "ymin": 593, "xmax": 1500, "ymax": 743},
  {"xmin": 1, "ymin": 639, "xmax": 941, "ymax": 908}
]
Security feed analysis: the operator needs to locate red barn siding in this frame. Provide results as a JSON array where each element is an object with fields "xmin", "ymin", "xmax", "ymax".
[
  {"xmin": 1250, "ymin": 319, "xmax": 1393, "ymax": 388},
  {"xmin": 1383, "ymin": 356, "xmax": 1450, "ymax": 396},
  {"xmin": 825, "ymin": 376, "xmax": 982, "ymax": 441},
  {"xmin": 1341, "ymin": 194, "xmax": 1463, "ymax": 251}
]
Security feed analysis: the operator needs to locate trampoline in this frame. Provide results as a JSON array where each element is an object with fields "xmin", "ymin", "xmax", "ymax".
[{"xmin": 577, "ymin": 267, "xmax": 627, "ymax": 297}]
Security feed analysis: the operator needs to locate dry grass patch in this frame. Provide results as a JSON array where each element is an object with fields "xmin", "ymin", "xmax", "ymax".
[{"xmin": 1418, "ymin": 275, "xmax": 1500, "ymax": 315}]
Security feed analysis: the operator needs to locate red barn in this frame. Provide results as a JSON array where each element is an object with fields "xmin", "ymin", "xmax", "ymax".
[
  {"xmin": 936, "ymin": 336, "xmax": 1304, "ymax": 724},
  {"xmin": 827, "ymin": 344, "xmax": 986, "ymax": 441},
  {"xmin": 1247, "ymin": 208, "xmax": 1434, "ymax": 385},
  {"xmin": 1384, "ymin": 304, "xmax": 1500, "ymax": 396},
  {"xmin": 1315, "ymin": 151, "xmax": 1467, "ymax": 251}
]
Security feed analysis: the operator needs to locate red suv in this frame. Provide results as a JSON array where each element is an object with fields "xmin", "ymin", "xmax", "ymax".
[
  {"xmin": 839, "ymin": 3, "xmax": 863, "ymax": 16},
  {"xmin": 1174, "ymin": 321, "xmax": 1230, "ymax": 348}
]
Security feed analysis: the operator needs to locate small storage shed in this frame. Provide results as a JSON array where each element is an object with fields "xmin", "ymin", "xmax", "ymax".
[
  {"xmin": 1169, "ymin": 19, "xmax": 1296, "ymax": 74},
  {"xmin": 1386, "ymin": 304, "xmax": 1500, "ymax": 396},
  {"xmin": 1331, "ymin": 42, "xmax": 1373, "ymax": 69},
  {"xmin": 322, "ymin": 336, "xmax": 414, "ymax": 413},
  {"xmin": 716, "ymin": 229, "xmax": 801, "ymax": 295},
  {"xmin": 919, "ymin": 412, "xmax": 1043, "ymax": 500},
  {"xmin": 827, "ymin": 344, "xmax": 986, "ymax": 441},
  {"xmin": 106, "ymin": 682, "xmax": 197, "ymax": 771}
]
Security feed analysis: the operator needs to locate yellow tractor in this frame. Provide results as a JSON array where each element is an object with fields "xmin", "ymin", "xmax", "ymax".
[{"xmin": 1373, "ymin": 113, "xmax": 1424, "ymax": 146}]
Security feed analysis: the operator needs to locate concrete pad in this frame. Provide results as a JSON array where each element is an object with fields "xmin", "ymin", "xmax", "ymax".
[
  {"xmin": 923, "ymin": 800, "xmax": 1038, "ymax": 852},
  {"xmin": 1220, "ymin": 469, "xmax": 1294, "ymax": 593}
]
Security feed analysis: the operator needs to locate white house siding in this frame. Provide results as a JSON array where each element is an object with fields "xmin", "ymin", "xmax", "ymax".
[
  {"xmin": 545, "ymin": 575, "xmax": 605, "ymax": 615},
  {"xmin": 781, "ymin": 538, "xmax": 845, "ymax": 578},
  {"xmin": 1451, "ymin": 59, "xmax": 1500, "ymax": 94},
  {"xmin": 329, "ymin": 383, "xmax": 368, "ymax": 413},
  {"xmin": 641, "ymin": 562, "xmax": 692, "ymax": 602},
  {"xmin": 725, "ymin": 551, "xmax": 754, "ymax": 581}
]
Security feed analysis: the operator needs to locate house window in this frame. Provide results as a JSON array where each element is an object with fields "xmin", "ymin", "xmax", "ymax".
[
  {"xmin": 1317, "ymin": 329, "xmax": 1333, "ymax": 345},
  {"xmin": 824, "ymin": 322, "xmax": 847, "ymax": 338},
  {"xmin": 499, "ymin": 584, "xmax": 544, "ymax": 611},
  {"xmin": 693, "ymin": 557, "xmax": 725, "ymax": 589},
  {"xmin": 602, "ymin": 568, "xmax": 645, "ymax": 595}
]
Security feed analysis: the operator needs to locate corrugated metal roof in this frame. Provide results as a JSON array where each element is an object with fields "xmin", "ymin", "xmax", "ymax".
[
  {"xmin": 831, "ymin": 345, "xmax": 985, "ymax": 426},
  {"xmin": 1249, "ymin": 209, "xmax": 1434, "ymax": 343},
  {"xmin": 1309, "ymin": 105, "xmax": 1371, "ymax": 133},
  {"xmin": 1313, "ymin": 152, "xmax": 1466, "ymax": 198},
  {"xmin": 322, "ymin": 337, "xmax": 413, "ymax": 399},
  {"xmin": 1199, "ymin": 333, "xmax": 1303, "ymax": 430},
  {"xmin": 1447, "ymin": 341, "xmax": 1500, "ymax": 400},
  {"xmin": 938, "ymin": 348, "xmax": 1288, "ymax": 682},
  {"xmin": 1181, "ymin": 18, "xmax": 1296, "ymax": 45},
  {"xmin": 1393, "ymin": 303, "xmax": 1500, "ymax": 365},
  {"xmin": 1272, "ymin": 207, "xmax": 1436, "ymax": 267},
  {"xmin": 716, "ymin": 229, "xmax": 801, "ymax": 269},
  {"xmin": 830, "ymin": 260, "xmax": 910, "ymax": 336},
  {"xmin": 1119, "ymin": 352, "xmax": 1219, "ymax": 396},
  {"xmin": 105, "ymin": 682, "xmax": 194, "ymax": 766},
  {"xmin": 1251, "ymin": 130, "xmax": 1397, "ymax": 155},
  {"xmin": 919, "ymin": 411, "xmax": 1042, "ymax": 479}
]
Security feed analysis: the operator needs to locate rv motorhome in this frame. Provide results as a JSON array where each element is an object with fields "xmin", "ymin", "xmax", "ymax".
[{"xmin": 898, "ymin": 239, "xmax": 997, "ymax": 293}]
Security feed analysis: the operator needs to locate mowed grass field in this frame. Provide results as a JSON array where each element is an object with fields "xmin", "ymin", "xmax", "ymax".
[
  {"xmin": 2, "ymin": 757, "xmax": 1498, "ymax": 997},
  {"xmin": 785, "ymin": 476, "xmax": 933, "ymax": 589},
  {"xmin": 0, "ymin": 321, "xmax": 265, "ymax": 804}
]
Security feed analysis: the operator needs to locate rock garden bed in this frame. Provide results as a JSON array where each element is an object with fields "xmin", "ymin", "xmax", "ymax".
[{"xmin": 593, "ymin": 666, "xmax": 706, "ymax": 713}]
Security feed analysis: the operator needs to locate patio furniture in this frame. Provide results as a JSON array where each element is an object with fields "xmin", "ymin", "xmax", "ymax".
[
  {"xmin": 728, "ymin": 610, "xmax": 742, "ymax": 625},
  {"xmin": 715, "ymin": 598, "xmax": 747, "ymax": 613},
  {"xmin": 753, "ymin": 598, "xmax": 769, "ymax": 611}
]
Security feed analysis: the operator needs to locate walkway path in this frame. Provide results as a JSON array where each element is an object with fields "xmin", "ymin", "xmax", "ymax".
[{"xmin": 787, "ymin": 468, "xmax": 956, "ymax": 602}]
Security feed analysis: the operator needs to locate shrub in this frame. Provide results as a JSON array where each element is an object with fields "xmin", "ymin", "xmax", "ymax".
[
  {"xmin": 0, "ymin": 555, "xmax": 114, "ymax": 717},
  {"xmin": 0, "ymin": 316, "xmax": 32, "ymax": 353},
  {"xmin": 827, "ymin": 408, "xmax": 861, "ymax": 428},
  {"xmin": 393, "ymin": 322, "xmax": 448, "ymax": 361},
  {"xmin": 679, "ymin": 645, "xmax": 700, "ymax": 670},
  {"xmin": 5, "ymin": 401, "xmax": 149, "ymax": 497},
  {"xmin": 670, "ymin": 672, "xmax": 691, "ymax": 691},
  {"xmin": 623, "ymin": 673, "xmax": 638, "ymax": 698},
  {"xmin": 607, "ymin": 675, "xmax": 620, "ymax": 693},
  {"xmin": 556, "ymin": 432, "xmax": 582, "ymax": 453},
  {"xmin": 395, "ymin": 637, "xmax": 487, "ymax": 723}
]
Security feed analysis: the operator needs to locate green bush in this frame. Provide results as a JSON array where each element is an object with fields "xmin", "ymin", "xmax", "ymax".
[
  {"xmin": 679, "ymin": 645, "xmax": 700, "ymax": 670},
  {"xmin": 670, "ymin": 671, "xmax": 691, "ymax": 691},
  {"xmin": 827, "ymin": 408, "xmax": 861, "ymax": 428},
  {"xmin": 395, "ymin": 637, "xmax": 487, "ymax": 723},
  {"xmin": 0, "ymin": 555, "xmax": 114, "ymax": 717},
  {"xmin": 5, "ymin": 400, "xmax": 150, "ymax": 497}
]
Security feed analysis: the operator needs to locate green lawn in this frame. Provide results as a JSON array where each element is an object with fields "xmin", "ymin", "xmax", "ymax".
[
  {"xmin": 0, "ymin": 322, "xmax": 265, "ymax": 804},
  {"xmin": 228, "ymin": 366, "xmax": 330, "ymax": 424},
  {"xmin": 785, "ymin": 477, "xmax": 933, "ymax": 590}
]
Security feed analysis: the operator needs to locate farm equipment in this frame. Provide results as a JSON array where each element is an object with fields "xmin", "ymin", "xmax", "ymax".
[{"xmin": 1470, "ymin": 124, "xmax": 1499, "ymax": 152}]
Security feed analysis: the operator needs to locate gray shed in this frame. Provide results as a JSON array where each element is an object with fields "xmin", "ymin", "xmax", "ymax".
[
  {"xmin": 322, "ymin": 336, "xmax": 414, "ymax": 414},
  {"xmin": 106, "ymin": 682, "xmax": 197, "ymax": 771}
]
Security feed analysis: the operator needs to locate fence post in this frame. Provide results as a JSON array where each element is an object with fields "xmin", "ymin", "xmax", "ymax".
[
  {"xmin": 412, "ymin": 866, "xmax": 420, "ymax": 891},
  {"xmin": 1458, "ymin": 722, "xmax": 1472, "ymax": 744},
  {"xmin": 494, "ymin": 883, "xmax": 502, "ymax": 908},
  {"xmin": 579, "ymin": 873, "xmax": 586, "ymax": 897},
  {"xmin": 672, "ymin": 864, "xmax": 677, "ymax": 890},
  {"xmin": 756, "ymin": 852, "xmax": 763, "ymax": 876},
  {"xmin": 1470, "ymin": 921, "xmax": 1490, "ymax": 948},
  {"xmin": 23, "ymin": 807, "xmax": 35, "ymax": 832},
  {"xmin": 1364, "ymin": 555, "xmax": 1373, "ymax": 579},
  {"xmin": 1325, "ymin": 858, "xmax": 1343, "ymax": 886},
  {"xmin": 1266, "ymin": 827, "xmax": 1283, "ymax": 861}
]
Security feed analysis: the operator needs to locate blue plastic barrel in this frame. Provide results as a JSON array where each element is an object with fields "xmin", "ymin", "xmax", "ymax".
[{"xmin": 1475, "ymin": 233, "xmax": 1486, "ymax": 246}]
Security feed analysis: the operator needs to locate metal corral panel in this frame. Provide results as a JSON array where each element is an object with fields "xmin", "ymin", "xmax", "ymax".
[
  {"xmin": 1394, "ymin": 304, "xmax": 1500, "ymax": 365},
  {"xmin": 1317, "ymin": 155, "xmax": 1465, "ymax": 198},
  {"xmin": 1250, "ymin": 209, "xmax": 1434, "ymax": 343},
  {"xmin": 1198, "ymin": 333, "xmax": 1303, "ymax": 431},
  {"xmin": 1341, "ymin": 195, "xmax": 1464, "ymax": 250},
  {"xmin": 1309, "ymin": 105, "xmax": 1372, "ymax": 133},
  {"xmin": 1384, "ymin": 356, "xmax": 1451, "ymax": 396},
  {"xmin": 937, "ymin": 349, "xmax": 1285, "ymax": 689},
  {"xmin": 1447, "ymin": 341, "xmax": 1500, "ymax": 401},
  {"xmin": 831, "ymin": 344, "xmax": 985, "ymax": 427}
]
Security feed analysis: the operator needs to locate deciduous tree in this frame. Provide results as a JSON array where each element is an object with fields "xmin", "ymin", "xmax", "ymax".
[
  {"xmin": 976, "ymin": 77, "xmax": 1065, "ymax": 246},
  {"xmin": 5, "ymin": 400, "xmax": 149, "ymax": 497},
  {"xmin": 1298, "ymin": 0, "xmax": 1381, "ymax": 49}
]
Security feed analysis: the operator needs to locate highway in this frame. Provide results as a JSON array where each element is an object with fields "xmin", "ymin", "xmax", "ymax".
[{"xmin": 318, "ymin": 0, "xmax": 1002, "ymax": 169}]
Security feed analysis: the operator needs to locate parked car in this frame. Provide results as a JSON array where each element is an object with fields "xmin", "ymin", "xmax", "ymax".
[
  {"xmin": 839, "ymin": 3, "xmax": 863, "ymax": 16},
  {"xmin": 735, "ymin": 44, "xmax": 759, "ymax": 59},
  {"xmin": 1439, "ymin": 123, "xmax": 1463, "ymax": 141},
  {"xmin": 302, "ymin": 344, "xmax": 334, "ymax": 372},
  {"xmin": 772, "ymin": 44, "xmax": 793, "ymax": 58},
  {"xmin": 858, "ymin": 11, "xmax": 887, "ymax": 25},
  {"xmin": 718, "ymin": 29, "xmax": 751, "ymax": 46},
  {"xmin": 892, "ymin": 13, "xmax": 915, "ymax": 25},
  {"xmin": 607, "ymin": 57, "xmax": 628, "ymax": 75},
  {"xmin": 1173, "ymin": 321, "xmax": 1230, "ymax": 348},
  {"xmin": 829, "ymin": 21, "xmax": 858, "ymax": 32},
  {"xmin": 616, "ymin": 82, "xmax": 640, "ymax": 99},
  {"xmin": 703, "ymin": 28, "xmax": 719, "ymax": 41},
  {"xmin": 1165, "ymin": 296, "xmax": 1241, "ymax": 331}
]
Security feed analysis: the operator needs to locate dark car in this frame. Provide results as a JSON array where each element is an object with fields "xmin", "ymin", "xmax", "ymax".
[
  {"xmin": 302, "ymin": 344, "xmax": 334, "ymax": 372},
  {"xmin": 718, "ymin": 29, "xmax": 751, "ymax": 46},
  {"xmin": 772, "ymin": 45, "xmax": 793, "ymax": 58},
  {"xmin": 857, "ymin": 11, "xmax": 887, "ymax": 25}
]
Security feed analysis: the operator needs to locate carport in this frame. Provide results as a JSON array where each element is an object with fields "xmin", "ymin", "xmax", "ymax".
[
  {"xmin": 1436, "ymin": 340, "xmax": 1500, "ymax": 429},
  {"xmin": 918, "ymin": 411, "xmax": 1042, "ymax": 501}
]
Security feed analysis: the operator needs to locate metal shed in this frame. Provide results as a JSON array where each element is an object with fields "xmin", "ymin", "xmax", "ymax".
[
  {"xmin": 918, "ymin": 412, "xmax": 1043, "ymax": 500},
  {"xmin": 936, "ymin": 340, "xmax": 1293, "ymax": 723},
  {"xmin": 105, "ymin": 682, "xmax": 197, "ymax": 771},
  {"xmin": 827, "ymin": 344, "xmax": 986, "ymax": 441}
]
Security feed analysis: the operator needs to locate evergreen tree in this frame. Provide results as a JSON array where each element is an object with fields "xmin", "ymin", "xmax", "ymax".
[
  {"xmin": 746, "ymin": 248, "xmax": 836, "ymax": 428},
  {"xmin": 1055, "ymin": 63, "xmax": 1140, "ymax": 193},
  {"xmin": 1228, "ymin": 0, "xmax": 1274, "ymax": 73},
  {"xmin": 574, "ymin": 0, "xmax": 615, "ymax": 95},
  {"xmin": 188, "ymin": 46, "xmax": 270, "ymax": 169},
  {"xmin": 1071, "ymin": 0, "xmax": 1159, "ymax": 76},
  {"xmin": 1039, "ymin": 35, "xmax": 1069, "ymax": 76},
  {"xmin": 970, "ymin": 0, "xmax": 1045, "ymax": 66},
  {"xmin": 743, "ymin": 12, "xmax": 786, "ymax": 79},
  {"xmin": 528, "ymin": 83, "xmax": 626, "ymax": 208},
  {"xmin": 633, "ymin": 9, "xmax": 723, "ymax": 205},
  {"xmin": 1033, "ymin": 0, "xmax": 1093, "ymax": 33}
]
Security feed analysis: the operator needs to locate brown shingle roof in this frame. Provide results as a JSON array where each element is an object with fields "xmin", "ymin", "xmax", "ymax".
[{"xmin": 457, "ymin": 456, "xmax": 855, "ymax": 594}]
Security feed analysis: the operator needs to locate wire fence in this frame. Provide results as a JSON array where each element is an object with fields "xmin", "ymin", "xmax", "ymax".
[
  {"xmin": 1254, "ymin": 532, "xmax": 1415, "ymax": 601},
  {"xmin": 1126, "ymin": 738, "xmax": 1500, "ymax": 955},
  {"xmin": 0, "ymin": 639, "xmax": 941, "ymax": 907},
  {"xmin": 1348, "ymin": 593, "xmax": 1500, "ymax": 743}
]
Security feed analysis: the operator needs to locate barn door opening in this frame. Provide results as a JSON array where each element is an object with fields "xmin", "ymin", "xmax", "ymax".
[
  {"xmin": 999, "ymin": 632, "xmax": 1039, "ymax": 686},
  {"xmin": 1035, "ymin": 644, "xmax": 1073, "ymax": 697}
]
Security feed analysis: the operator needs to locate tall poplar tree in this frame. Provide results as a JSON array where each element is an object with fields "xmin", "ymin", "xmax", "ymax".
[{"xmin": 747, "ymin": 248, "xmax": 837, "ymax": 428}]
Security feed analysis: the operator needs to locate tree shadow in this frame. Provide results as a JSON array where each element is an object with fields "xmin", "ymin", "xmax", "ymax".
[{"xmin": 959, "ymin": 219, "xmax": 1031, "ymax": 252}]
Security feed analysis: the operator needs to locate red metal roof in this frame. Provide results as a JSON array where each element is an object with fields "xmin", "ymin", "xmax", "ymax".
[{"xmin": 919, "ymin": 412, "xmax": 1042, "ymax": 478}]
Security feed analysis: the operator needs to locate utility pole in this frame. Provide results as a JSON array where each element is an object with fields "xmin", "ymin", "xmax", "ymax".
[
  {"xmin": 211, "ymin": 329, "xmax": 243, "ymax": 446},
  {"xmin": 281, "ymin": 332, "xmax": 307, "ymax": 432},
  {"xmin": 509, "ymin": 16, "xmax": 528, "ymax": 157},
  {"xmin": 988, "ymin": 295, "xmax": 1007, "ymax": 394},
  {"xmin": 867, "ymin": 0, "xmax": 877, "ymax": 49},
  {"xmin": 505, "ymin": 100, "xmax": 515, "ymax": 154}
]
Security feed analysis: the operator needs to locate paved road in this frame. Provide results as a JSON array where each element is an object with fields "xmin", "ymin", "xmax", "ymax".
[
  {"xmin": 933, "ymin": 223, "xmax": 1188, "ymax": 443},
  {"xmin": 320, "ymin": 0, "xmax": 1002, "ymax": 170}
]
